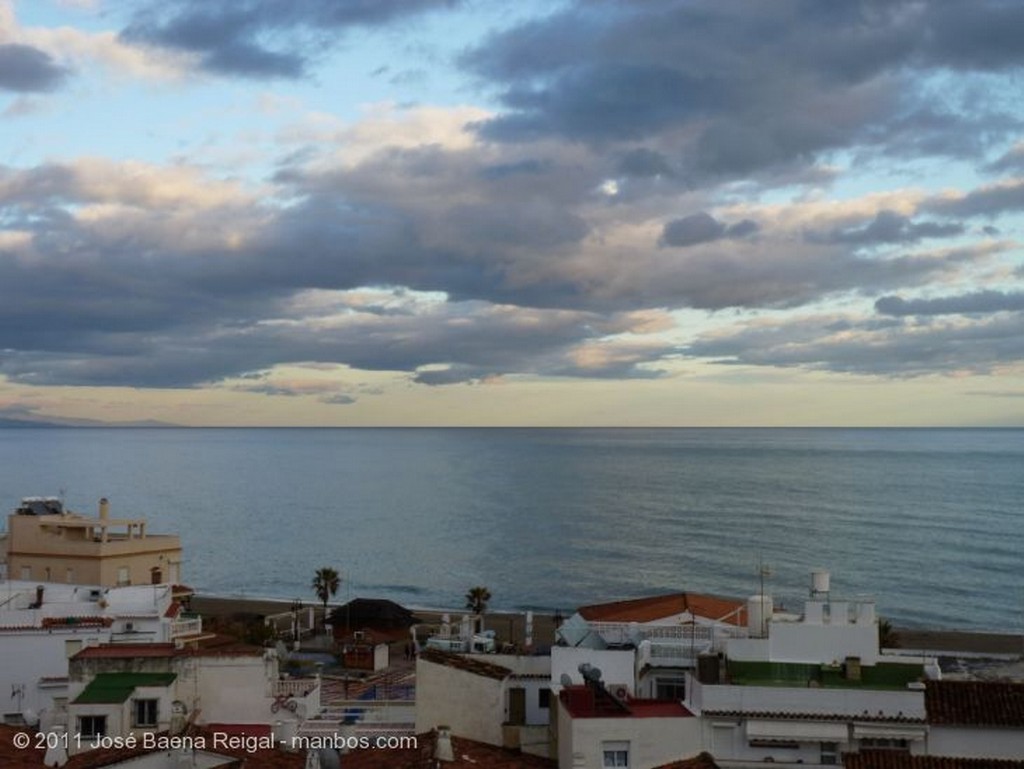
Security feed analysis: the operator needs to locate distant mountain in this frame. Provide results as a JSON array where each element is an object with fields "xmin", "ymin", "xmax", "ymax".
[{"xmin": 0, "ymin": 415, "xmax": 180, "ymax": 428}]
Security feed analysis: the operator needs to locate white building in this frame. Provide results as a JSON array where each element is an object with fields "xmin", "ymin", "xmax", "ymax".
[
  {"xmin": 65, "ymin": 641, "xmax": 320, "ymax": 755},
  {"xmin": 553, "ymin": 681, "xmax": 703, "ymax": 769},
  {"xmin": 415, "ymin": 649, "xmax": 553, "ymax": 757},
  {"xmin": 923, "ymin": 680, "xmax": 1024, "ymax": 759},
  {"xmin": 0, "ymin": 580, "xmax": 204, "ymax": 725}
]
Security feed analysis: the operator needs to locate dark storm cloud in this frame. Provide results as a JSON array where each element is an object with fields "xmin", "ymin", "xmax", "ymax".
[
  {"xmin": 463, "ymin": 0, "xmax": 1024, "ymax": 176},
  {"xmin": 811, "ymin": 210, "xmax": 964, "ymax": 246},
  {"xmin": 121, "ymin": 0, "xmax": 458, "ymax": 78},
  {"xmin": 686, "ymin": 312, "xmax": 1024, "ymax": 377},
  {"xmin": 925, "ymin": 179, "xmax": 1024, "ymax": 218},
  {"xmin": 0, "ymin": 44, "xmax": 70, "ymax": 93},
  {"xmin": 659, "ymin": 212, "xmax": 759, "ymax": 248},
  {"xmin": 875, "ymin": 290, "xmax": 1024, "ymax": 317}
]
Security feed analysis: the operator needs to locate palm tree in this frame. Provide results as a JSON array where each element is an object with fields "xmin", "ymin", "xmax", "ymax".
[
  {"xmin": 878, "ymin": 618, "xmax": 899, "ymax": 648},
  {"xmin": 465, "ymin": 585, "xmax": 492, "ymax": 615},
  {"xmin": 311, "ymin": 567, "xmax": 341, "ymax": 628}
]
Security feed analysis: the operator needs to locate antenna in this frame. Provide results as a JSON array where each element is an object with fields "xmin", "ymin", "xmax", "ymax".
[{"xmin": 757, "ymin": 556, "xmax": 773, "ymax": 638}]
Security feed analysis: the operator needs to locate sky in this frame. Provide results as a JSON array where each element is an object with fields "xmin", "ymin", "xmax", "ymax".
[{"xmin": 1, "ymin": 0, "xmax": 1024, "ymax": 426}]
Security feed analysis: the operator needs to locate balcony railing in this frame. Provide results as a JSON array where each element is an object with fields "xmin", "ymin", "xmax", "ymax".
[
  {"xmin": 171, "ymin": 617, "xmax": 203, "ymax": 638},
  {"xmin": 271, "ymin": 678, "xmax": 320, "ymax": 699}
]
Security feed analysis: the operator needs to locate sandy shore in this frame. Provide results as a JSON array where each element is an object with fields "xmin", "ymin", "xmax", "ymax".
[
  {"xmin": 189, "ymin": 594, "xmax": 1022, "ymax": 656},
  {"xmin": 190, "ymin": 595, "xmax": 560, "ymax": 648}
]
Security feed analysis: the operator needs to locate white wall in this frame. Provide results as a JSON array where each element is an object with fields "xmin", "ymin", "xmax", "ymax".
[
  {"xmin": 689, "ymin": 678, "xmax": 925, "ymax": 720},
  {"xmin": 414, "ymin": 657, "xmax": 506, "ymax": 746},
  {"xmin": 556, "ymin": 697, "xmax": 702, "ymax": 769},
  {"xmin": 551, "ymin": 647, "xmax": 636, "ymax": 694},
  {"xmin": 928, "ymin": 726, "xmax": 1024, "ymax": 759},
  {"xmin": 189, "ymin": 654, "xmax": 284, "ymax": 726},
  {"xmin": 0, "ymin": 628, "xmax": 109, "ymax": 718}
]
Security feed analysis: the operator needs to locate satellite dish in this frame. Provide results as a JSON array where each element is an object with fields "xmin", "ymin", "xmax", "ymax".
[{"xmin": 560, "ymin": 673, "xmax": 573, "ymax": 687}]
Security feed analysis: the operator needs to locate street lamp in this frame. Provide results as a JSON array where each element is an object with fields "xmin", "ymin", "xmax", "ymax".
[{"xmin": 291, "ymin": 598, "xmax": 303, "ymax": 649}]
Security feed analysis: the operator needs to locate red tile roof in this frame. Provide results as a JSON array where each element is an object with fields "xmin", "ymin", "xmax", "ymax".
[
  {"xmin": 418, "ymin": 648, "xmax": 512, "ymax": 680},
  {"xmin": 654, "ymin": 753, "xmax": 721, "ymax": 769},
  {"xmin": 0, "ymin": 724, "xmax": 302, "ymax": 769},
  {"xmin": 845, "ymin": 754, "xmax": 1024, "ymax": 769},
  {"xmin": 73, "ymin": 643, "xmax": 178, "ymax": 659},
  {"xmin": 701, "ymin": 709, "xmax": 924, "ymax": 724},
  {"xmin": 559, "ymin": 685, "xmax": 694, "ymax": 719},
  {"xmin": 0, "ymin": 726, "xmax": 47, "ymax": 769},
  {"xmin": 925, "ymin": 680, "xmax": 1024, "ymax": 726},
  {"xmin": 72, "ymin": 639, "xmax": 264, "ymax": 661},
  {"xmin": 578, "ymin": 592, "xmax": 747, "ymax": 626},
  {"xmin": 343, "ymin": 730, "xmax": 556, "ymax": 768}
]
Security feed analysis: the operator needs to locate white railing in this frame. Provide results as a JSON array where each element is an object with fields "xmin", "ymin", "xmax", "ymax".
[
  {"xmin": 272, "ymin": 678, "xmax": 320, "ymax": 698},
  {"xmin": 171, "ymin": 617, "xmax": 202, "ymax": 638},
  {"xmin": 589, "ymin": 621, "xmax": 726, "ymax": 645}
]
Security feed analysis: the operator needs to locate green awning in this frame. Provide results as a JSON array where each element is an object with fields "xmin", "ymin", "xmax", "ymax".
[{"xmin": 73, "ymin": 672, "xmax": 177, "ymax": 704}]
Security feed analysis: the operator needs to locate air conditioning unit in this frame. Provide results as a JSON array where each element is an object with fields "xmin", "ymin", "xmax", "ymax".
[{"xmin": 125, "ymin": 622, "xmax": 135, "ymax": 632}]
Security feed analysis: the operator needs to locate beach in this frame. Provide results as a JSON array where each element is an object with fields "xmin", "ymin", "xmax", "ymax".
[{"xmin": 189, "ymin": 594, "xmax": 1021, "ymax": 656}]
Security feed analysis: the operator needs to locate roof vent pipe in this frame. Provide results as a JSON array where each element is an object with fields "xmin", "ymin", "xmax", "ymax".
[{"xmin": 434, "ymin": 726, "xmax": 455, "ymax": 762}]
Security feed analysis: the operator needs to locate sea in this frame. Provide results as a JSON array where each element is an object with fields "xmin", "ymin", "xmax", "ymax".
[{"xmin": 0, "ymin": 427, "xmax": 1021, "ymax": 632}]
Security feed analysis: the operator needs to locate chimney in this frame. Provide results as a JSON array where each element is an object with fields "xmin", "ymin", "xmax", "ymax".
[
  {"xmin": 98, "ymin": 497, "xmax": 110, "ymax": 520},
  {"xmin": 433, "ymin": 727, "xmax": 454, "ymax": 763},
  {"xmin": 36, "ymin": 585, "xmax": 45, "ymax": 607}
]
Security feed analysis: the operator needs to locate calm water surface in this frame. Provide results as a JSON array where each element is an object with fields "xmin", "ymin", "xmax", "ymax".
[{"xmin": 0, "ymin": 428, "xmax": 1021, "ymax": 631}]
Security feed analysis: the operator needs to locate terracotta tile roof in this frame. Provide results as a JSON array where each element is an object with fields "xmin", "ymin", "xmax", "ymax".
[
  {"xmin": 58, "ymin": 726, "xmax": 305, "ymax": 769},
  {"xmin": 845, "ymin": 754, "xmax": 1024, "ymax": 769},
  {"xmin": 343, "ymin": 730, "xmax": 556, "ymax": 768},
  {"xmin": 0, "ymin": 726, "xmax": 47, "ymax": 769},
  {"xmin": 578, "ymin": 592, "xmax": 747, "ymax": 626},
  {"xmin": 559, "ymin": 685, "xmax": 694, "ymax": 719},
  {"xmin": 925, "ymin": 680, "xmax": 1024, "ymax": 726},
  {"xmin": 72, "ymin": 639, "xmax": 264, "ymax": 661},
  {"xmin": 654, "ymin": 752, "xmax": 721, "ymax": 769},
  {"xmin": 73, "ymin": 643, "xmax": 177, "ymax": 659},
  {"xmin": 701, "ymin": 709, "xmax": 924, "ymax": 724},
  {"xmin": 418, "ymin": 648, "xmax": 512, "ymax": 680}
]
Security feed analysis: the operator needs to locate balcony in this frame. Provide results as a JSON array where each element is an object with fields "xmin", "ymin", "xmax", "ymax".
[{"xmin": 170, "ymin": 615, "xmax": 203, "ymax": 638}]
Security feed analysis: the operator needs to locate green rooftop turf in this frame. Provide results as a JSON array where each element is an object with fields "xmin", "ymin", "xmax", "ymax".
[
  {"xmin": 727, "ymin": 660, "xmax": 924, "ymax": 690},
  {"xmin": 73, "ymin": 672, "xmax": 177, "ymax": 704}
]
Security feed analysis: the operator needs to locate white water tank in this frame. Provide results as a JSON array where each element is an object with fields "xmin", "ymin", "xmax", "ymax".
[
  {"xmin": 856, "ymin": 601, "xmax": 876, "ymax": 625},
  {"xmin": 747, "ymin": 594, "xmax": 773, "ymax": 637},
  {"xmin": 811, "ymin": 569, "xmax": 830, "ymax": 596}
]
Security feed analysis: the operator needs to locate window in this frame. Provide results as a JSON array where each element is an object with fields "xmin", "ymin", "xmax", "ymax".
[
  {"xmin": 20, "ymin": 566, "xmax": 31, "ymax": 580},
  {"xmin": 133, "ymin": 699, "xmax": 159, "ymax": 728},
  {"xmin": 602, "ymin": 741, "xmax": 629, "ymax": 768},
  {"xmin": 117, "ymin": 566, "xmax": 130, "ymax": 586},
  {"xmin": 65, "ymin": 567, "xmax": 74, "ymax": 583},
  {"xmin": 538, "ymin": 688, "xmax": 551, "ymax": 709},
  {"xmin": 79, "ymin": 715, "xmax": 106, "ymax": 739},
  {"xmin": 860, "ymin": 738, "xmax": 909, "ymax": 751},
  {"xmin": 821, "ymin": 742, "xmax": 839, "ymax": 765},
  {"xmin": 655, "ymin": 677, "xmax": 686, "ymax": 700}
]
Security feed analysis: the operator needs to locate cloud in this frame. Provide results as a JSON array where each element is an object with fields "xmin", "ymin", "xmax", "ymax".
[
  {"xmin": 462, "ymin": 1, "xmax": 1024, "ymax": 179},
  {"xmin": 687, "ymin": 311, "xmax": 1024, "ymax": 377},
  {"xmin": 659, "ymin": 212, "xmax": 759, "ymax": 248},
  {"xmin": 120, "ymin": 0, "xmax": 460, "ymax": 78},
  {"xmin": 926, "ymin": 178, "xmax": 1024, "ymax": 218},
  {"xmin": 875, "ymin": 290, "xmax": 1024, "ymax": 317},
  {"xmin": 0, "ymin": 43, "xmax": 70, "ymax": 92},
  {"xmin": 811, "ymin": 210, "xmax": 963, "ymax": 246}
]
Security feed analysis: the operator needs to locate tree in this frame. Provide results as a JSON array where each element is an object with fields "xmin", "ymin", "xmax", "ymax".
[
  {"xmin": 878, "ymin": 618, "xmax": 899, "ymax": 648},
  {"xmin": 311, "ymin": 567, "xmax": 341, "ymax": 627},
  {"xmin": 465, "ymin": 585, "xmax": 492, "ymax": 615}
]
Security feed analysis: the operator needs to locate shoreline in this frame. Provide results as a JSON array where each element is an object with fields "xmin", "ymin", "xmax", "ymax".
[{"xmin": 189, "ymin": 594, "xmax": 1024, "ymax": 656}]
